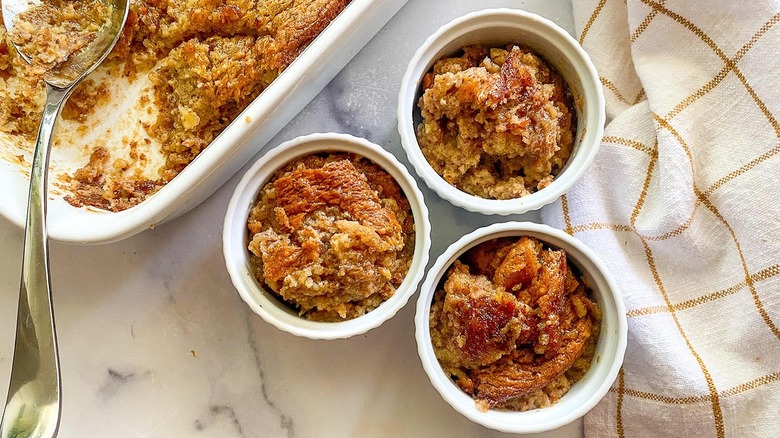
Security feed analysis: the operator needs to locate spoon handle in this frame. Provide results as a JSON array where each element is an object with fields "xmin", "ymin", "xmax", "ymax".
[{"xmin": 1, "ymin": 84, "xmax": 69, "ymax": 438}]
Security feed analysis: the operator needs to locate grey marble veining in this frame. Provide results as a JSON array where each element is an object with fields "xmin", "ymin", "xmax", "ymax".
[{"xmin": 0, "ymin": 0, "xmax": 582, "ymax": 436}]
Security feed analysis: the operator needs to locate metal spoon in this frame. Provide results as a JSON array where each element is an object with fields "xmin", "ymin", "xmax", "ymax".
[{"xmin": 0, "ymin": 0, "xmax": 128, "ymax": 436}]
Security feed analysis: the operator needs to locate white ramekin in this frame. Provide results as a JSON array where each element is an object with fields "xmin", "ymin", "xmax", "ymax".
[
  {"xmin": 224, "ymin": 133, "xmax": 431, "ymax": 339},
  {"xmin": 398, "ymin": 9, "xmax": 605, "ymax": 215},
  {"xmin": 415, "ymin": 222, "xmax": 626, "ymax": 434}
]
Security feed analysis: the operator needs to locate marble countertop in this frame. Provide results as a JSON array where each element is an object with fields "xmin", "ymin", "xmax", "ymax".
[{"xmin": 0, "ymin": 1, "xmax": 583, "ymax": 436}]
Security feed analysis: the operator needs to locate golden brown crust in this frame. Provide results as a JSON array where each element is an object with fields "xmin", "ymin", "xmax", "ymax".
[
  {"xmin": 492, "ymin": 237, "xmax": 542, "ymax": 292},
  {"xmin": 273, "ymin": 159, "xmax": 403, "ymax": 240},
  {"xmin": 247, "ymin": 152, "xmax": 414, "ymax": 321},
  {"xmin": 473, "ymin": 317, "xmax": 591, "ymax": 404},
  {"xmin": 272, "ymin": 0, "xmax": 349, "ymax": 70},
  {"xmin": 430, "ymin": 237, "xmax": 600, "ymax": 411},
  {"xmin": 433, "ymin": 262, "xmax": 526, "ymax": 369}
]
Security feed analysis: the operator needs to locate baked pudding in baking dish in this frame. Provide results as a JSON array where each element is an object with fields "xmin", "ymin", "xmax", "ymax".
[{"xmin": 0, "ymin": 0, "xmax": 350, "ymax": 211}]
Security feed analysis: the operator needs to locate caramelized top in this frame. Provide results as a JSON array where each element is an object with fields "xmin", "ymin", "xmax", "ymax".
[
  {"xmin": 247, "ymin": 153, "xmax": 414, "ymax": 321},
  {"xmin": 430, "ymin": 237, "xmax": 600, "ymax": 411}
]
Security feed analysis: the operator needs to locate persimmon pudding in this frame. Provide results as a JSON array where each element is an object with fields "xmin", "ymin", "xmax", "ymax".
[
  {"xmin": 416, "ymin": 44, "xmax": 576, "ymax": 199},
  {"xmin": 0, "ymin": 0, "xmax": 350, "ymax": 211},
  {"xmin": 429, "ymin": 236, "xmax": 601, "ymax": 412},
  {"xmin": 246, "ymin": 152, "xmax": 415, "ymax": 322}
]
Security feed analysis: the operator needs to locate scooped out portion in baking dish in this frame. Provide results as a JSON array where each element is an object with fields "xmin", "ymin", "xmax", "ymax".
[{"xmin": 0, "ymin": 0, "xmax": 351, "ymax": 211}]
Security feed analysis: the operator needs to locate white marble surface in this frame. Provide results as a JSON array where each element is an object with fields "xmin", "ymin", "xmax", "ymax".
[{"xmin": 0, "ymin": 1, "xmax": 584, "ymax": 436}]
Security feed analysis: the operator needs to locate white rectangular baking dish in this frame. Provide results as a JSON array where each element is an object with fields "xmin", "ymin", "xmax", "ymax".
[{"xmin": 0, "ymin": 0, "xmax": 409, "ymax": 244}]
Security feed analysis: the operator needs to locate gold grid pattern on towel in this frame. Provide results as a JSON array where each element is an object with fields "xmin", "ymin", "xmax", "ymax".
[
  {"xmin": 600, "ymin": 76, "xmax": 646, "ymax": 107},
  {"xmin": 572, "ymin": 0, "xmax": 780, "ymax": 436}
]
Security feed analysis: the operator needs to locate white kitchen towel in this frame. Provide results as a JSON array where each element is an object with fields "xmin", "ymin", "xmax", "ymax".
[{"xmin": 541, "ymin": 1, "xmax": 780, "ymax": 436}]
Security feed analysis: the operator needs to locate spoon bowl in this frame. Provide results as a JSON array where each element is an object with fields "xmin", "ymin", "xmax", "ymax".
[
  {"xmin": 0, "ymin": 0, "xmax": 128, "ymax": 436},
  {"xmin": 3, "ymin": 0, "xmax": 128, "ymax": 87}
]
